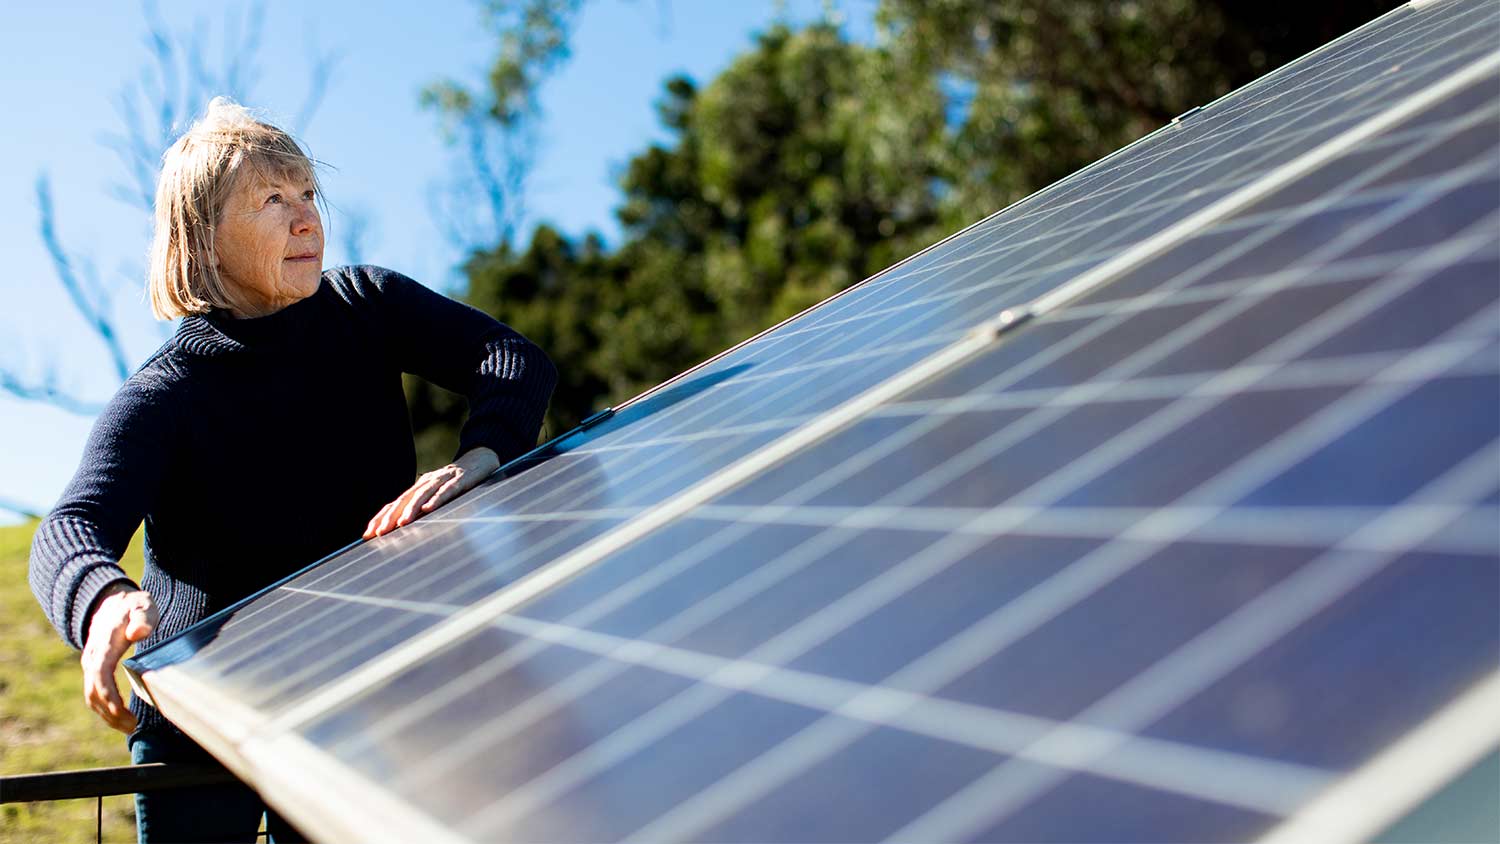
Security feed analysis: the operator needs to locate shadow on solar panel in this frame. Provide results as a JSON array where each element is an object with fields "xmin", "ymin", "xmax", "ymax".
[{"xmin": 124, "ymin": 1, "xmax": 1500, "ymax": 841}]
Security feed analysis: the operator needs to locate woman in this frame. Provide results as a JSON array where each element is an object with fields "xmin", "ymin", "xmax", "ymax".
[{"xmin": 27, "ymin": 98, "xmax": 556, "ymax": 842}]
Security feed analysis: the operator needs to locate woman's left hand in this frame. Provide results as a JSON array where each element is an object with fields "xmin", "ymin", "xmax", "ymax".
[{"xmin": 364, "ymin": 446, "xmax": 501, "ymax": 538}]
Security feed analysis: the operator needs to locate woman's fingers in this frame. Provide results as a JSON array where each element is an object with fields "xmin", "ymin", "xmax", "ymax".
[
  {"xmin": 366, "ymin": 468, "xmax": 468, "ymax": 539},
  {"xmin": 398, "ymin": 473, "xmax": 448, "ymax": 525},
  {"xmin": 365, "ymin": 505, "xmax": 387, "ymax": 538},
  {"xmin": 122, "ymin": 592, "xmax": 158, "ymax": 641},
  {"xmin": 364, "ymin": 499, "xmax": 398, "ymax": 539},
  {"xmin": 383, "ymin": 485, "xmax": 420, "ymax": 532},
  {"xmin": 81, "ymin": 591, "xmax": 149, "ymax": 734},
  {"xmin": 368, "ymin": 490, "xmax": 415, "ymax": 538},
  {"xmin": 125, "ymin": 608, "xmax": 154, "ymax": 641},
  {"xmin": 422, "ymin": 471, "xmax": 468, "ymax": 512},
  {"xmin": 84, "ymin": 663, "xmax": 136, "ymax": 732},
  {"xmin": 374, "ymin": 498, "xmax": 402, "ymax": 536}
]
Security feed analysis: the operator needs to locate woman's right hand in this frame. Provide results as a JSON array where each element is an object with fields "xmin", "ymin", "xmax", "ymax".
[{"xmin": 81, "ymin": 584, "xmax": 158, "ymax": 733}]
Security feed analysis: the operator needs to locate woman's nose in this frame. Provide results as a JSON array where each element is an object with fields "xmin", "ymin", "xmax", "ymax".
[{"xmin": 291, "ymin": 201, "xmax": 320, "ymax": 235}]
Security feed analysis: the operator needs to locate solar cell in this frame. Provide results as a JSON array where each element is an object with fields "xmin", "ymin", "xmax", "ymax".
[{"xmin": 125, "ymin": 2, "xmax": 1500, "ymax": 841}]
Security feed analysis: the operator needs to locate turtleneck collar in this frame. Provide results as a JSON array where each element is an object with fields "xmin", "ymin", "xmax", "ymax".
[{"xmin": 174, "ymin": 276, "xmax": 328, "ymax": 357}]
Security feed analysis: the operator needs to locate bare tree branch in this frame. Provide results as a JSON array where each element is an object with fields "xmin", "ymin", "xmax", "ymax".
[
  {"xmin": 34, "ymin": 175, "xmax": 132, "ymax": 384},
  {"xmin": 0, "ymin": 360, "xmax": 107, "ymax": 416},
  {"xmin": 294, "ymin": 23, "xmax": 342, "ymax": 132},
  {"xmin": 0, "ymin": 495, "xmax": 44, "ymax": 521},
  {"xmin": 422, "ymin": 0, "xmax": 583, "ymax": 253},
  {"xmin": 3, "ymin": 0, "xmax": 342, "ymax": 419}
]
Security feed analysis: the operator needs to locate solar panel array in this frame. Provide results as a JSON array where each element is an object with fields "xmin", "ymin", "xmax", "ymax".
[{"xmin": 126, "ymin": 2, "xmax": 1500, "ymax": 841}]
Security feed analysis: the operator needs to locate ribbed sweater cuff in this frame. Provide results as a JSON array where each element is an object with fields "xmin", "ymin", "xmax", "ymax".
[
  {"xmin": 455, "ymin": 338, "xmax": 556, "ymax": 463},
  {"xmin": 69, "ymin": 565, "xmax": 139, "ymax": 651}
]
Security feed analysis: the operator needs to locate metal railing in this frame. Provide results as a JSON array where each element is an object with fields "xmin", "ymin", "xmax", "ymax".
[{"xmin": 1, "ymin": 763, "xmax": 258, "ymax": 842}]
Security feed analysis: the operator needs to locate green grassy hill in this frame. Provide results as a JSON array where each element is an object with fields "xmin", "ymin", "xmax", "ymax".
[{"xmin": 1, "ymin": 520, "xmax": 144, "ymax": 842}]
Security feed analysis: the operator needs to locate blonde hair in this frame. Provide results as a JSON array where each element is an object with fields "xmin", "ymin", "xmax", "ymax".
[{"xmin": 147, "ymin": 97, "xmax": 323, "ymax": 319}]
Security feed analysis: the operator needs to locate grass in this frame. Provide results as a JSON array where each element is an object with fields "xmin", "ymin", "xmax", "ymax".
[{"xmin": 1, "ymin": 520, "xmax": 144, "ymax": 843}]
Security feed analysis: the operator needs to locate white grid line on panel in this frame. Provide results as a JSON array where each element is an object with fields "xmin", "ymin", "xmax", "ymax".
[
  {"xmin": 604, "ymin": 0, "xmax": 1442, "ymax": 427},
  {"xmin": 754, "ymin": 191, "xmax": 1498, "ymax": 383},
  {"xmin": 456, "ymin": 14, "xmax": 1500, "ymax": 844},
  {"xmin": 686, "ymin": 502, "xmax": 1500, "ymax": 558},
  {"xmin": 717, "ymin": 214, "xmax": 1500, "ymax": 620},
  {"xmin": 252, "ymin": 77, "xmax": 1494, "ymax": 686},
  {"xmin": 179, "ymin": 444, "xmax": 597, "ymax": 663},
  {"xmin": 480, "ymin": 277, "xmax": 952, "ymax": 473},
  {"xmin": 425, "ymin": 507, "xmax": 649, "ymax": 524},
  {"xmin": 546, "ymin": 336, "xmax": 965, "ymax": 454},
  {"xmin": 576, "ymin": 279, "xmax": 974, "ymax": 453},
  {"xmin": 261, "ymin": 329, "xmax": 1500, "ymax": 701},
  {"xmin": 634, "ymin": 431, "xmax": 1500, "ymax": 843},
  {"xmin": 264, "ymin": 307, "xmax": 1023, "ymax": 733},
  {"xmin": 234, "ymin": 300, "xmax": 982, "ymax": 696},
  {"xmin": 986, "ymin": 3, "xmax": 1487, "ymax": 236},
  {"xmin": 891, "ymin": 10, "xmax": 1495, "ymax": 304},
  {"xmin": 429, "ymin": 536, "xmax": 1018, "ymax": 818},
  {"xmin": 192, "ymin": 271, "xmax": 986, "ymax": 685},
  {"xmin": 289, "ymin": 167, "xmax": 1488, "ymax": 809},
  {"xmin": 905, "ymin": 91, "xmax": 1449, "ymax": 303},
  {"xmin": 883, "ymin": 216, "xmax": 1498, "ymax": 521},
  {"xmin": 463, "ymin": 183, "xmax": 1500, "ymax": 838},
  {"xmin": 1029, "ymin": 50, "xmax": 1500, "ymax": 316},
  {"xmin": 791, "ymin": 101, "xmax": 1499, "ymax": 341},
  {"xmin": 1256, "ymin": 670, "xmax": 1500, "ymax": 844},
  {"xmin": 182, "ymin": 454, "xmax": 608, "ymax": 684},
  {"xmin": 310, "ymin": 76, "xmax": 1494, "ymax": 827},
  {"xmin": 887, "ymin": 443, "xmax": 1500, "ymax": 842},
  {"xmin": 900, "ymin": 121, "xmax": 1500, "ymax": 467},
  {"xmin": 714, "ymin": 3, "xmax": 1416, "ymax": 377},
  {"xmin": 798, "ymin": 57, "xmax": 1500, "ymax": 337},
  {"xmin": 279, "ymin": 582, "xmax": 1334, "ymax": 817},
  {"xmin": 120, "ymin": 3, "xmax": 1500, "ymax": 839},
  {"xmin": 1043, "ymin": 240, "xmax": 1494, "ymax": 324},
  {"xmin": 539, "ymin": 323, "xmax": 1500, "ymax": 470},
  {"xmin": 877, "ymin": 335, "xmax": 1499, "ymax": 421},
  {"xmin": 328, "ymin": 526, "xmax": 831, "ymax": 763},
  {"xmin": 384, "ymin": 6, "xmax": 1488, "ymax": 527},
  {"xmin": 599, "ymin": 0, "xmax": 1492, "ymax": 448},
  {"xmin": 214, "ymin": 507, "xmax": 626, "ymax": 695},
  {"xmin": 570, "ymin": 418, "xmax": 808, "ymax": 455},
  {"xmin": 454, "ymin": 300, "xmax": 1496, "ymax": 840},
  {"xmin": 158, "ymin": 0, "xmax": 1482, "ymax": 755},
  {"xmin": 283, "ymin": 168, "xmax": 1476, "ymax": 650}
]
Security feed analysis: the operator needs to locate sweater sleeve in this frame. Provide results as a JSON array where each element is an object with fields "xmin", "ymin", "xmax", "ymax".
[
  {"xmin": 29, "ymin": 376, "xmax": 176, "ymax": 650},
  {"xmin": 346, "ymin": 265, "xmax": 558, "ymax": 463}
]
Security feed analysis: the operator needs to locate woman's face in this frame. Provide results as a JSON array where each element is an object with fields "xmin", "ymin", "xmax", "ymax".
[{"xmin": 215, "ymin": 164, "xmax": 323, "ymax": 317}]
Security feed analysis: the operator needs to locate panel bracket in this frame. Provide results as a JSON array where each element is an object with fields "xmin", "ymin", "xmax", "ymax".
[
  {"xmin": 967, "ymin": 307, "xmax": 1035, "ymax": 342},
  {"xmin": 1171, "ymin": 105, "xmax": 1203, "ymax": 126},
  {"xmin": 578, "ymin": 407, "xmax": 615, "ymax": 429}
]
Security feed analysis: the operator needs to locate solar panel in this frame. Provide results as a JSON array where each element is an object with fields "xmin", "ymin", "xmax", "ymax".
[{"xmin": 125, "ymin": 1, "xmax": 1500, "ymax": 841}]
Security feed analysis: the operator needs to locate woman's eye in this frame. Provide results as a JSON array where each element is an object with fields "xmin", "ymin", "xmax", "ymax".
[
  {"xmin": 266, "ymin": 193, "xmax": 283, "ymax": 205},
  {"xmin": 303, "ymin": 190, "xmax": 316, "ymax": 201}
]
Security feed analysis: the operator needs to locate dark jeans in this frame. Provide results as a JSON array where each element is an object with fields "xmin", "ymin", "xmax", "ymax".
[{"xmin": 130, "ymin": 729, "xmax": 306, "ymax": 844}]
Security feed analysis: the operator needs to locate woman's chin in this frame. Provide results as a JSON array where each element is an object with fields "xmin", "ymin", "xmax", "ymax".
[{"xmin": 283, "ymin": 263, "xmax": 323, "ymax": 296}]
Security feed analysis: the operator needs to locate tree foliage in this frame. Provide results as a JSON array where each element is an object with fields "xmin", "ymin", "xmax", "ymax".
[
  {"xmin": 408, "ymin": 0, "xmax": 1399, "ymax": 470},
  {"xmin": 878, "ymin": 0, "xmax": 1400, "ymax": 225}
]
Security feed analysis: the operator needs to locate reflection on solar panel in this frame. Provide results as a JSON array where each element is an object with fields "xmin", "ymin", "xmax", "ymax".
[{"xmin": 126, "ymin": 2, "xmax": 1500, "ymax": 841}]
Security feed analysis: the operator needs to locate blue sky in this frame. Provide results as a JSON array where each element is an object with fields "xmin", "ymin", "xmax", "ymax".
[{"xmin": 0, "ymin": 0, "xmax": 876, "ymax": 523}]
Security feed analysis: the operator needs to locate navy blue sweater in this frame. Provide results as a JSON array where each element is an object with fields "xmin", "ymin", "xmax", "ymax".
[{"xmin": 29, "ymin": 265, "xmax": 556, "ymax": 735}]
